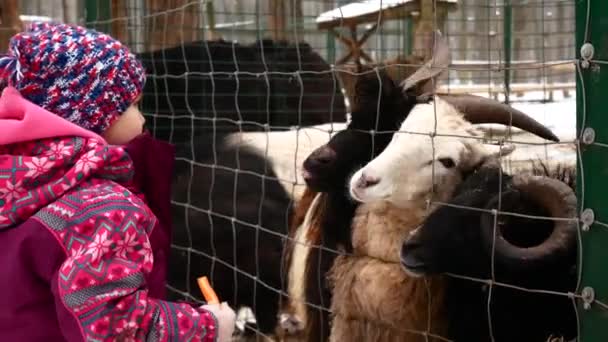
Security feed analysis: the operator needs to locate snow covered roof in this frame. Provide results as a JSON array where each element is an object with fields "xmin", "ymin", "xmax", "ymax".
[{"xmin": 316, "ymin": 0, "xmax": 458, "ymax": 26}]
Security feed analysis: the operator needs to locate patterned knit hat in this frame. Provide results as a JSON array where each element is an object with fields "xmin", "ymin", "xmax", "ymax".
[{"xmin": 0, "ymin": 22, "xmax": 146, "ymax": 135}]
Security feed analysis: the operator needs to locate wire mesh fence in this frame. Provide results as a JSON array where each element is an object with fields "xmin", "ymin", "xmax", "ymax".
[{"xmin": 6, "ymin": 0, "xmax": 606, "ymax": 340}]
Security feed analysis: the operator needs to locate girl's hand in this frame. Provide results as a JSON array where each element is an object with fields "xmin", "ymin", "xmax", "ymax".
[{"xmin": 201, "ymin": 302, "xmax": 236, "ymax": 342}]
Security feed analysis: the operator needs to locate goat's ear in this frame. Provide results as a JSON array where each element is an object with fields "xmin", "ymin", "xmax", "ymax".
[
  {"xmin": 353, "ymin": 67, "xmax": 393, "ymax": 106},
  {"xmin": 379, "ymin": 70, "xmax": 399, "ymax": 95},
  {"xmin": 400, "ymin": 30, "xmax": 451, "ymax": 94},
  {"xmin": 484, "ymin": 143, "xmax": 516, "ymax": 159}
]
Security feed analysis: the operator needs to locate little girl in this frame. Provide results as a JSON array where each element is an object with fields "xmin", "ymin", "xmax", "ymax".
[{"xmin": 0, "ymin": 22, "xmax": 235, "ymax": 341}]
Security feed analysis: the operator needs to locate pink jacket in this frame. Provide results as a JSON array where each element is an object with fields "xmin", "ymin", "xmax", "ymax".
[{"xmin": 0, "ymin": 87, "xmax": 217, "ymax": 341}]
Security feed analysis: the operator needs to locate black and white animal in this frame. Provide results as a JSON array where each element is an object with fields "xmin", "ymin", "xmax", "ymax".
[
  {"xmin": 400, "ymin": 161, "xmax": 578, "ymax": 341},
  {"xmin": 166, "ymin": 115, "xmax": 339, "ymax": 337},
  {"xmin": 168, "ymin": 126, "xmax": 295, "ymax": 337},
  {"xmin": 348, "ymin": 91, "xmax": 559, "ymax": 207}
]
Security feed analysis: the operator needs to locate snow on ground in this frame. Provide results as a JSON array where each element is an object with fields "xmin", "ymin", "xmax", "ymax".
[
  {"xmin": 316, "ymin": 0, "xmax": 457, "ymax": 24},
  {"xmin": 469, "ymin": 90, "xmax": 577, "ymax": 173},
  {"xmin": 505, "ymin": 91, "xmax": 576, "ymax": 141}
]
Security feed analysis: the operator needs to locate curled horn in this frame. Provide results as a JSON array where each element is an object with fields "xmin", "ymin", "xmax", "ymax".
[
  {"xmin": 438, "ymin": 93, "xmax": 560, "ymax": 142},
  {"xmin": 400, "ymin": 30, "xmax": 451, "ymax": 93},
  {"xmin": 479, "ymin": 175, "xmax": 577, "ymax": 271}
]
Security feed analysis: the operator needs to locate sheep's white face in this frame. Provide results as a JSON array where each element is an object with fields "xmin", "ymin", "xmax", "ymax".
[{"xmin": 349, "ymin": 98, "xmax": 514, "ymax": 208}]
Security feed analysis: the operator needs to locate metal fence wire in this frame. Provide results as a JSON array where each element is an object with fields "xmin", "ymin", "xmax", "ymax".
[{"xmin": 7, "ymin": 0, "xmax": 606, "ymax": 340}]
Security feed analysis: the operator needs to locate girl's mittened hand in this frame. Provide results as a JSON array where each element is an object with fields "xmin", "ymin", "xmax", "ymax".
[{"xmin": 201, "ymin": 302, "xmax": 237, "ymax": 342}]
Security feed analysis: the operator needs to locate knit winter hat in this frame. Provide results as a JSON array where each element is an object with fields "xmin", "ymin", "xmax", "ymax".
[{"xmin": 0, "ymin": 22, "xmax": 146, "ymax": 135}]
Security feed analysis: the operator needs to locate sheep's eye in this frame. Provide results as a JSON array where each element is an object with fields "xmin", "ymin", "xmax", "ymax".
[{"xmin": 438, "ymin": 157, "xmax": 455, "ymax": 168}]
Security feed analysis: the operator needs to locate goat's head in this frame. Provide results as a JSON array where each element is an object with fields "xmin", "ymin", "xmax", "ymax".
[
  {"xmin": 302, "ymin": 69, "xmax": 412, "ymax": 191},
  {"xmin": 348, "ymin": 94, "xmax": 560, "ymax": 208},
  {"xmin": 399, "ymin": 163, "xmax": 577, "ymax": 279},
  {"xmin": 302, "ymin": 31, "xmax": 450, "ymax": 192}
]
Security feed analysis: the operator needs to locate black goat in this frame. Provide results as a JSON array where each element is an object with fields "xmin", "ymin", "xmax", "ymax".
[
  {"xmin": 400, "ymin": 162, "xmax": 578, "ymax": 342},
  {"xmin": 168, "ymin": 126, "xmax": 293, "ymax": 336},
  {"xmin": 137, "ymin": 39, "xmax": 346, "ymax": 144}
]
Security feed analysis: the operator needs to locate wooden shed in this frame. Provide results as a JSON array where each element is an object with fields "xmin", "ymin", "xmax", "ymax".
[{"xmin": 316, "ymin": 0, "xmax": 458, "ymax": 65}]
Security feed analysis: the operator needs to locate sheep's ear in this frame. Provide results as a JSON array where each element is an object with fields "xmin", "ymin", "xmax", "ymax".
[
  {"xmin": 400, "ymin": 30, "xmax": 451, "ymax": 94},
  {"xmin": 484, "ymin": 143, "xmax": 516, "ymax": 159}
]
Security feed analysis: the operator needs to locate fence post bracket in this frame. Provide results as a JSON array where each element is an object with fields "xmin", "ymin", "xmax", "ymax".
[
  {"xmin": 581, "ymin": 208, "xmax": 595, "ymax": 231},
  {"xmin": 581, "ymin": 127, "xmax": 595, "ymax": 145},
  {"xmin": 581, "ymin": 286, "xmax": 596, "ymax": 310},
  {"xmin": 580, "ymin": 43, "xmax": 594, "ymax": 69}
]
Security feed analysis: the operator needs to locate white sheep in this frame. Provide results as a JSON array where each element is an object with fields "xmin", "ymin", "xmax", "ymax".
[{"xmin": 348, "ymin": 95, "xmax": 559, "ymax": 208}]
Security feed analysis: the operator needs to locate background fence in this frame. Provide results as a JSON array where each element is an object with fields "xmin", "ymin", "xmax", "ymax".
[
  {"xmin": 3, "ymin": 0, "xmax": 575, "ymax": 100},
  {"xmin": 1, "ymin": 0, "xmax": 605, "ymax": 341}
]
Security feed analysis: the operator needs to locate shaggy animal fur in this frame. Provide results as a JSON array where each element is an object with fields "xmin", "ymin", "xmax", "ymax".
[
  {"xmin": 278, "ymin": 191, "xmax": 329, "ymax": 341},
  {"xmin": 278, "ymin": 190, "xmax": 357, "ymax": 342},
  {"xmin": 278, "ymin": 32, "xmax": 452, "ymax": 341},
  {"xmin": 276, "ymin": 62, "xmax": 428, "ymax": 341},
  {"xmin": 168, "ymin": 129, "xmax": 293, "ymax": 337},
  {"xmin": 328, "ymin": 201, "xmax": 447, "ymax": 342},
  {"xmin": 401, "ymin": 161, "xmax": 578, "ymax": 342},
  {"xmin": 529, "ymin": 159, "xmax": 576, "ymax": 190},
  {"xmin": 137, "ymin": 39, "xmax": 346, "ymax": 144}
]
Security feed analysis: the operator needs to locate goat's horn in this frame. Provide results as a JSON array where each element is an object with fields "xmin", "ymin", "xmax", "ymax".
[
  {"xmin": 438, "ymin": 93, "xmax": 560, "ymax": 142},
  {"xmin": 479, "ymin": 175, "xmax": 577, "ymax": 271},
  {"xmin": 400, "ymin": 30, "xmax": 450, "ymax": 92}
]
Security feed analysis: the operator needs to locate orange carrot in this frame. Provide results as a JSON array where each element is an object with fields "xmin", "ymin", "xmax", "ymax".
[{"xmin": 197, "ymin": 276, "xmax": 220, "ymax": 304}]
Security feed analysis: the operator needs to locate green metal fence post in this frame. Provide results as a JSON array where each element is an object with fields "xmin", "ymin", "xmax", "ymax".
[
  {"xmin": 502, "ymin": 1, "xmax": 512, "ymax": 105},
  {"xmin": 255, "ymin": 0, "xmax": 262, "ymax": 42},
  {"xmin": 405, "ymin": 17, "xmax": 413, "ymax": 56},
  {"xmin": 576, "ymin": 0, "xmax": 608, "ymax": 341},
  {"xmin": 327, "ymin": 30, "xmax": 335, "ymax": 63},
  {"xmin": 84, "ymin": 0, "xmax": 111, "ymax": 33}
]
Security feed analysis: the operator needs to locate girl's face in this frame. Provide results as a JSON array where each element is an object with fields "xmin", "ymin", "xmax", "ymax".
[{"xmin": 102, "ymin": 97, "xmax": 146, "ymax": 145}]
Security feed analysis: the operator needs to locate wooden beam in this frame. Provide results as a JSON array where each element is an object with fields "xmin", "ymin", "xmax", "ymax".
[
  {"xmin": 329, "ymin": 28, "xmax": 355, "ymax": 49},
  {"xmin": 336, "ymin": 50, "xmax": 354, "ymax": 66},
  {"xmin": 0, "ymin": 0, "xmax": 22, "ymax": 53},
  {"xmin": 349, "ymin": 25, "xmax": 360, "ymax": 61},
  {"xmin": 111, "ymin": 0, "xmax": 128, "ymax": 44},
  {"xmin": 333, "ymin": 23, "xmax": 379, "ymax": 65},
  {"xmin": 412, "ymin": 0, "xmax": 452, "ymax": 57},
  {"xmin": 357, "ymin": 23, "xmax": 378, "ymax": 46},
  {"xmin": 359, "ymin": 49, "xmax": 374, "ymax": 63},
  {"xmin": 144, "ymin": 0, "xmax": 202, "ymax": 51},
  {"xmin": 355, "ymin": 24, "xmax": 378, "ymax": 63},
  {"xmin": 268, "ymin": 0, "xmax": 286, "ymax": 41},
  {"xmin": 321, "ymin": 1, "xmax": 459, "ymax": 65}
]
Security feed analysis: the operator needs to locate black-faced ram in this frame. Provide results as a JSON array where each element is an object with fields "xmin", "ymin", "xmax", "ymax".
[{"xmin": 400, "ymin": 162, "xmax": 578, "ymax": 342}]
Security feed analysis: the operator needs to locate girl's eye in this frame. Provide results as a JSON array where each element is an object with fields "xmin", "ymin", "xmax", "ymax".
[{"xmin": 438, "ymin": 157, "xmax": 455, "ymax": 168}]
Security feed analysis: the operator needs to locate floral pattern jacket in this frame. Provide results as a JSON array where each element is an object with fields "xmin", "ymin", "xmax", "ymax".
[{"xmin": 0, "ymin": 86, "xmax": 217, "ymax": 341}]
